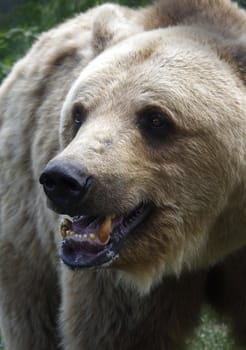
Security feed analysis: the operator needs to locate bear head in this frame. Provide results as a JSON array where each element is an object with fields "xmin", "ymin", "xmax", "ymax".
[{"xmin": 40, "ymin": 4, "xmax": 246, "ymax": 293}]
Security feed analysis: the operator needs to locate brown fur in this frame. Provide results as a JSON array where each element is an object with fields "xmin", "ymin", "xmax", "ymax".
[{"xmin": 0, "ymin": 1, "xmax": 246, "ymax": 350}]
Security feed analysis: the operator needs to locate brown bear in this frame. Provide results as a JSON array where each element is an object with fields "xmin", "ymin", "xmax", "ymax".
[{"xmin": 0, "ymin": 1, "xmax": 246, "ymax": 349}]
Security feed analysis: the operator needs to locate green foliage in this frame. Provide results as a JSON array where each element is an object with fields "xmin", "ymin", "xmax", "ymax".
[
  {"xmin": 0, "ymin": 27, "xmax": 38, "ymax": 80},
  {"xmin": 186, "ymin": 307, "xmax": 241, "ymax": 350},
  {"xmin": 238, "ymin": 0, "xmax": 246, "ymax": 6},
  {"xmin": 0, "ymin": 0, "xmax": 149, "ymax": 82},
  {"xmin": 0, "ymin": 0, "xmax": 245, "ymax": 82},
  {"xmin": 0, "ymin": 0, "xmax": 149, "ymax": 30}
]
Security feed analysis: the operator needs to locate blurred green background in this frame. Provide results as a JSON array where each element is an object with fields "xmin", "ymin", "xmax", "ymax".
[
  {"xmin": 0, "ymin": 0, "xmax": 245, "ymax": 82},
  {"xmin": 0, "ymin": 0, "xmax": 245, "ymax": 349},
  {"xmin": 0, "ymin": 0, "xmax": 150, "ymax": 81}
]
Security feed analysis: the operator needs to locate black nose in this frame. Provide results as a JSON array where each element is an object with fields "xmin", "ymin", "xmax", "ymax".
[{"xmin": 39, "ymin": 161, "xmax": 93, "ymax": 215}]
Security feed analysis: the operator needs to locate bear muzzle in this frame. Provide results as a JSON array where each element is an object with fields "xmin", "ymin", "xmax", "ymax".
[{"xmin": 39, "ymin": 159, "xmax": 154, "ymax": 269}]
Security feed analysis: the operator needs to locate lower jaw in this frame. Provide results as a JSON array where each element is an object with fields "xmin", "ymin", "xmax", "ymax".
[{"xmin": 61, "ymin": 240, "xmax": 119, "ymax": 268}]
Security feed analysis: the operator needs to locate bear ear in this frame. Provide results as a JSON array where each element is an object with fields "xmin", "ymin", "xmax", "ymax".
[
  {"xmin": 92, "ymin": 4, "xmax": 143, "ymax": 55},
  {"xmin": 228, "ymin": 38, "xmax": 246, "ymax": 83}
]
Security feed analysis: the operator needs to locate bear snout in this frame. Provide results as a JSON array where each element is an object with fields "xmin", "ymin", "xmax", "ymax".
[{"xmin": 39, "ymin": 160, "xmax": 94, "ymax": 216}]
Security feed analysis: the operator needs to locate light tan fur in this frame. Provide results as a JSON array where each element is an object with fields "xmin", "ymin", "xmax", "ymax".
[
  {"xmin": 0, "ymin": 1, "xmax": 246, "ymax": 350},
  {"xmin": 0, "ymin": 4, "xmax": 145, "ymax": 349}
]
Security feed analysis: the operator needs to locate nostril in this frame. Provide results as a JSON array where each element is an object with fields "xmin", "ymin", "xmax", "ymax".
[
  {"xmin": 40, "ymin": 170, "xmax": 85, "ymax": 195},
  {"xmin": 84, "ymin": 176, "xmax": 94, "ymax": 191},
  {"xmin": 40, "ymin": 173, "xmax": 56, "ymax": 191},
  {"xmin": 61, "ymin": 177, "xmax": 81, "ymax": 194}
]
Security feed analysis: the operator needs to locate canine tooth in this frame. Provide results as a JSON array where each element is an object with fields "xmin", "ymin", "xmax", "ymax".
[
  {"xmin": 61, "ymin": 232, "xmax": 66, "ymax": 239},
  {"xmin": 60, "ymin": 218, "xmax": 72, "ymax": 239},
  {"xmin": 63, "ymin": 218, "xmax": 72, "ymax": 228},
  {"xmin": 89, "ymin": 233, "xmax": 96, "ymax": 241},
  {"xmin": 98, "ymin": 215, "xmax": 113, "ymax": 243},
  {"xmin": 60, "ymin": 227, "xmax": 67, "ymax": 239}
]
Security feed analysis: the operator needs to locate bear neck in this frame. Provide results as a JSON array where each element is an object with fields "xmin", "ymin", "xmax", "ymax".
[
  {"xmin": 60, "ymin": 268, "xmax": 206, "ymax": 350},
  {"xmin": 206, "ymin": 183, "xmax": 246, "ymax": 266}
]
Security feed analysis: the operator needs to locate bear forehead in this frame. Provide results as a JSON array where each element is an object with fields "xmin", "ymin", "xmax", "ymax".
[
  {"xmin": 62, "ymin": 27, "xmax": 239, "ymax": 128},
  {"xmin": 65, "ymin": 27, "xmax": 232, "ymax": 105}
]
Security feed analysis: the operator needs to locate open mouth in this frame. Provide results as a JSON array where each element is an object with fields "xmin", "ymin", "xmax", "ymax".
[{"xmin": 60, "ymin": 203, "xmax": 153, "ymax": 268}]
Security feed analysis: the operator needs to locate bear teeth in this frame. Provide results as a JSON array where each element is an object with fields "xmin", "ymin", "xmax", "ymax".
[
  {"xmin": 60, "ymin": 216, "xmax": 115, "ymax": 244},
  {"xmin": 89, "ymin": 233, "xmax": 96, "ymax": 241},
  {"xmin": 60, "ymin": 218, "xmax": 110, "ymax": 244},
  {"xmin": 97, "ymin": 215, "xmax": 114, "ymax": 243},
  {"xmin": 60, "ymin": 218, "xmax": 72, "ymax": 239},
  {"xmin": 62, "ymin": 229, "xmax": 98, "ymax": 242}
]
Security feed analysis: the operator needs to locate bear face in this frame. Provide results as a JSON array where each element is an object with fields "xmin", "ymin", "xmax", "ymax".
[{"xmin": 40, "ymin": 26, "xmax": 246, "ymax": 292}]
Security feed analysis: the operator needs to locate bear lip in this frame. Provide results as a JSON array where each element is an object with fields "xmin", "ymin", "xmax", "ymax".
[{"xmin": 60, "ymin": 203, "xmax": 153, "ymax": 268}]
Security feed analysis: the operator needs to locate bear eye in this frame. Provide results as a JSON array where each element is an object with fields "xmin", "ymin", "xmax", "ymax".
[
  {"xmin": 137, "ymin": 106, "xmax": 174, "ymax": 140},
  {"xmin": 72, "ymin": 102, "xmax": 86, "ymax": 130}
]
